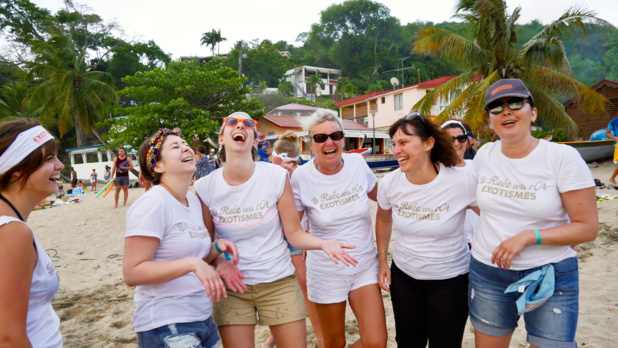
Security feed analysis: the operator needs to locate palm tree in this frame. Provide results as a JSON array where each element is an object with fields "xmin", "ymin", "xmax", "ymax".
[
  {"xmin": 0, "ymin": 80, "xmax": 40, "ymax": 120},
  {"xmin": 200, "ymin": 29, "xmax": 227, "ymax": 56},
  {"xmin": 27, "ymin": 31, "xmax": 119, "ymax": 147},
  {"xmin": 308, "ymin": 73, "xmax": 325, "ymax": 98},
  {"xmin": 412, "ymin": 0, "xmax": 612, "ymax": 136}
]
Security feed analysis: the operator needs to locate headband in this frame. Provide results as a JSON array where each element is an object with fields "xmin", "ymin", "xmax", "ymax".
[
  {"xmin": 440, "ymin": 120, "xmax": 466, "ymax": 133},
  {"xmin": 272, "ymin": 149, "xmax": 300, "ymax": 162},
  {"xmin": 145, "ymin": 128, "xmax": 172, "ymax": 176},
  {"xmin": 0, "ymin": 126, "xmax": 55, "ymax": 175}
]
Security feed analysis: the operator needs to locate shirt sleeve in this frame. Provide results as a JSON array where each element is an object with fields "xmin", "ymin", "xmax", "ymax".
[
  {"xmin": 290, "ymin": 168, "xmax": 306, "ymax": 212},
  {"xmin": 556, "ymin": 144, "xmax": 595, "ymax": 193},
  {"xmin": 376, "ymin": 172, "xmax": 392, "ymax": 210},
  {"xmin": 125, "ymin": 195, "xmax": 167, "ymax": 240}
]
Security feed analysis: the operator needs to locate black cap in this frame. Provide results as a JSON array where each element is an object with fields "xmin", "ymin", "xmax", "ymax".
[{"xmin": 484, "ymin": 79, "xmax": 533, "ymax": 110}]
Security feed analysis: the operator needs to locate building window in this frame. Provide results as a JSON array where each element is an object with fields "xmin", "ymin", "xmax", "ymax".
[
  {"xmin": 394, "ymin": 93, "xmax": 403, "ymax": 111},
  {"xmin": 381, "ymin": 97, "xmax": 385, "ymax": 104}
]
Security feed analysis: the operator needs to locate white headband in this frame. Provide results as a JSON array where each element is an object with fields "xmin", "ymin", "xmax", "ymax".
[
  {"xmin": 272, "ymin": 149, "xmax": 300, "ymax": 162},
  {"xmin": 0, "ymin": 126, "xmax": 55, "ymax": 175},
  {"xmin": 440, "ymin": 120, "xmax": 466, "ymax": 131}
]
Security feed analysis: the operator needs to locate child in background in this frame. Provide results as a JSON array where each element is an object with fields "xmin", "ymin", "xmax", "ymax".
[{"xmin": 90, "ymin": 169, "xmax": 97, "ymax": 192}]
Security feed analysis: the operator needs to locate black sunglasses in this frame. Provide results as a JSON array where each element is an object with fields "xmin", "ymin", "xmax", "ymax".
[
  {"xmin": 402, "ymin": 112, "xmax": 432, "ymax": 135},
  {"xmin": 486, "ymin": 97, "xmax": 527, "ymax": 115},
  {"xmin": 313, "ymin": 131, "xmax": 344, "ymax": 143},
  {"xmin": 451, "ymin": 135, "xmax": 468, "ymax": 144}
]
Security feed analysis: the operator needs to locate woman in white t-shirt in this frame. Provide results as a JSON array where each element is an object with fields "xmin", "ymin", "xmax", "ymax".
[
  {"xmin": 123, "ymin": 129, "xmax": 239, "ymax": 348},
  {"xmin": 469, "ymin": 79, "xmax": 598, "ymax": 348},
  {"xmin": 195, "ymin": 112, "xmax": 356, "ymax": 348},
  {"xmin": 376, "ymin": 112, "xmax": 475, "ymax": 347},
  {"xmin": 0, "ymin": 119, "xmax": 63, "ymax": 348},
  {"xmin": 440, "ymin": 120, "xmax": 480, "ymax": 247},
  {"xmin": 291, "ymin": 109, "xmax": 387, "ymax": 348}
]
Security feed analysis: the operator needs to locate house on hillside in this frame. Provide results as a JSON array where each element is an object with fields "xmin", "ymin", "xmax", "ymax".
[
  {"xmin": 284, "ymin": 65, "xmax": 342, "ymax": 98},
  {"xmin": 335, "ymin": 76, "xmax": 457, "ymax": 130},
  {"xmin": 565, "ymin": 79, "xmax": 618, "ymax": 140},
  {"xmin": 268, "ymin": 103, "xmax": 319, "ymax": 117}
]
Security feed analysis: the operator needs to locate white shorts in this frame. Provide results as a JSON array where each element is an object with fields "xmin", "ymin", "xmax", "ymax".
[{"xmin": 307, "ymin": 258, "xmax": 379, "ymax": 304}]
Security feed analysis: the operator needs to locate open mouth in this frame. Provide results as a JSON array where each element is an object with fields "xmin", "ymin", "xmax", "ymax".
[
  {"xmin": 49, "ymin": 175, "xmax": 60, "ymax": 182},
  {"xmin": 502, "ymin": 120, "xmax": 516, "ymax": 126},
  {"xmin": 232, "ymin": 133, "xmax": 246, "ymax": 142},
  {"xmin": 323, "ymin": 149, "xmax": 337, "ymax": 156},
  {"xmin": 182, "ymin": 157, "xmax": 193, "ymax": 163}
]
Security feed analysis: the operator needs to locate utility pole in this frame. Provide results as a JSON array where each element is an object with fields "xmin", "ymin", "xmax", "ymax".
[{"xmin": 238, "ymin": 41, "xmax": 243, "ymax": 78}]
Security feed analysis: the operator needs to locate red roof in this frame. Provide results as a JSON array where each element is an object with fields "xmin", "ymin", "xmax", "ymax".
[
  {"xmin": 335, "ymin": 75, "xmax": 459, "ymax": 107},
  {"xmin": 563, "ymin": 79, "xmax": 618, "ymax": 106},
  {"xmin": 260, "ymin": 115, "xmax": 371, "ymax": 131},
  {"xmin": 275, "ymin": 103, "xmax": 318, "ymax": 111}
]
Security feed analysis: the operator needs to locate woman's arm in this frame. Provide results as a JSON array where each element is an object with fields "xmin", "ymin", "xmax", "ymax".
[
  {"xmin": 375, "ymin": 206, "xmax": 393, "ymax": 292},
  {"xmin": 123, "ymin": 236, "xmax": 227, "ymax": 301},
  {"xmin": 0, "ymin": 223, "xmax": 37, "ymax": 347},
  {"xmin": 367, "ymin": 181, "xmax": 378, "ymax": 202},
  {"xmin": 492, "ymin": 187, "xmax": 598, "ymax": 269},
  {"xmin": 111, "ymin": 157, "xmax": 117, "ymax": 178},
  {"xmin": 278, "ymin": 178, "xmax": 358, "ymax": 266}
]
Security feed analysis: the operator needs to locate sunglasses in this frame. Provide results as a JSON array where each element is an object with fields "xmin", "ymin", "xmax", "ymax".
[
  {"xmin": 486, "ymin": 97, "xmax": 527, "ymax": 115},
  {"xmin": 223, "ymin": 117, "xmax": 258, "ymax": 128},
  {"xmin": 402, "ymin": 112, "xmax": 432, "ymax": 135},
  {"xmin": 451, "ymin": 135, "xmax": 468, "ymax": 144},
  {"xmin": 313, "ymin": 131, "xmax": 344, "ymax": 143}
]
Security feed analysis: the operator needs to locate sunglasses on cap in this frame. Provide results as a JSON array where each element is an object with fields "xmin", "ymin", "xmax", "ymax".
[
  {"xmin": 451, "ymin": 135, "xmax": 468, "ymax": 144},
  {"xmin": 223, "ymin": 117, "xmax": 258, "ymax": 128},
  {"xmin": 486, "ymin": 97, "xmax": 527, "ymax": 115},
  {"xmin": 313, "ymin": 131, "xmax": 344, "ymax": 143}
]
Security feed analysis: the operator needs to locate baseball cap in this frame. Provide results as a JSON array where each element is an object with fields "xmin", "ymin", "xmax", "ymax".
[{"xmin": 484, "ymin": 79, "xmax": 533, "ymax": 110}]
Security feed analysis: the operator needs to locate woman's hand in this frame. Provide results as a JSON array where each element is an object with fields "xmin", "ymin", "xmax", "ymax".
[
  {"xmin": 491, "ymin": 230, "xmax": 534, "ymax": 269},
  {"xmin": 280, "ymin": 159, "xmax": 298, "ymax": 177},
  {"xmin": 320, "ymin": 239, "xmax": 357, "ymax": 266},
  {"xmin": 216, "ymin": 260, "xmax": 247, "ymax": 293},
  {"xmin": 378, "ymin": 260, "xmax": 391, "ymax": 292},
  {"xmin": 193, "ymin": 259, "xmax": 227, "ymax": 302},
  {"xmin": 215, "ymin": 238, "xmax": 240, "ymax": 264}
]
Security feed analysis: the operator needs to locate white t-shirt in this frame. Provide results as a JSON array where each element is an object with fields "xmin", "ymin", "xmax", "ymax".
[
  {"xmin": 462, "ymin": 160, "xmax": 480, "ymax": 245},
  {"xmin": 291, "ymin": 153, "xmax": 377, "ymax": 275},
  {"xmin": 472, "ymin": 140, "xmax": 594, "ymax": 270},
  {"xmin": 195, "ymin": 162, "xmax": 294, "ymax": 285},
  {"xmin": 125, "ymin": 186, "xmax": 213, "ymax": 332},
  {"xmin": 377, "ymin": 166, "xmax": 475, "ymax": 280},
  {"xmin": 0, "ymin": 217, "xmax": 63, "ymax": 348}
]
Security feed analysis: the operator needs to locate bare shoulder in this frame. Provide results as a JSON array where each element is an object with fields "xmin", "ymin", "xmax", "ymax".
[{"xmin": 0, "ymin": 221, "xmax": 34, "ymax": 260}]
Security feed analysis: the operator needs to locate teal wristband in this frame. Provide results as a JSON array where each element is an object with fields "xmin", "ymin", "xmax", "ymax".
[
  {"xmin": 214, "ymin": 240, "xmax": 233, "ymax": 260},
  {"xmin": 534, "ymin": 229, "xmax": 541, "ymax": 245},
  {"xmin": 214, "ymin": 239, "xmax": 223, "ymax": 253}
]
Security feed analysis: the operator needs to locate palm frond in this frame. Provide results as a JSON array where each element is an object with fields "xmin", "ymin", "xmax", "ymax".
[
  {"xmin": 413, "ymin": 73, "xmax": 478, "ymax": 115},
  {"xmin": 526, "ymin": 85, "xmax": 581, "ymax": 137},
  {"xmin": 531, "ymin": 5, "xmax": 613, "ymax": 41},
  {"xmin": 515, "ymin": 37, "xmax": 572, "ymax": 75},
  {"xmin": 413, "ymin": 27, "xmax": 487, "ymax": 69}
]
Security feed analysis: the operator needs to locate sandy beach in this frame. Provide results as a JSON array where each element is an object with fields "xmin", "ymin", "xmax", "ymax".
[{"xmin": 30, "ymin": 160, "xmax": 618, "ymax": 347}]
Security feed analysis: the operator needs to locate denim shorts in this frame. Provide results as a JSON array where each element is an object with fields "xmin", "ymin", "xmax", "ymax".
[
  {"xmin": 283, "ymin": 235, "xmax": 303, "ymax": 256},
  {"xmin": 115, "ymin": 175, "xmax": 130, "ymax": 186},
  {"xmin": 469, "ymin": 256, "xmax": 579, "ymax": 347},
  {"xmin": 136, "ymin": 317, "xmax": 221, "ymax": 348}
]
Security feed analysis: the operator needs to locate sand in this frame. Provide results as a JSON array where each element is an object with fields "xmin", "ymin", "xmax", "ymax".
[{"xmin": 29, "ymin": 161, "xmax": 618, "ymax": 347}]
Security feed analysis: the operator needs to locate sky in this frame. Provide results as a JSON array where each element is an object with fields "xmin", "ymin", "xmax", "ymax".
[{"xmin": 31, "ymin": 0, "xmax": 618, "ymax": 60}]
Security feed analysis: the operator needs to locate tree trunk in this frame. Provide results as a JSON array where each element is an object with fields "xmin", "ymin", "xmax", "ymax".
[{"xmin": 238, "ymin": 41, "xmax": 243, "ymax": 78}]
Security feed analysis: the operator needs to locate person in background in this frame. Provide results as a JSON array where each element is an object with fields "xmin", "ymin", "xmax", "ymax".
[
  {"xmin": 462, "ymin": 122, "xmax": 477, "ymax": 159},
  {"xmin": 605, "ymin": 115, "xmax": 618, "ymax": 185},
  {"xmin": 71, "ymin": 167, "xmax": 77, "ymax": 188},
  {"xmin": 257, "ymin": 131, "xmax": 271, "ymax": 162},
  {"xmin": 173, "ymin": 127, "xmax": 182, "ymax": 139},
  {"xmin": 123, "ymin": 128, "xmax": 240, "ymax": 348},
  {"xmin": 104, "ymin": 165, "xmax": 111, "ymax": 182},
  {"xmin": 376, "ymin": 113, "xmax": 474, "ymax": 347},
  {"xmin": 90, "ymin": 169, "xmax": 97, "ymax": 192},
  {"xmin": 208, "ymin": 148, "xmax": 219, "ymax": 169},
  {"xmin": 440, "ymin": 120, "xmax": 480, "ymax": 247},
  {"xmin": 111, "ymin": 147, "xmax": 134, "ymax": 208},
  {"xmin": 195, "ymin": 145, "xmax": 214, "ymax": 180},
  {"xmin": 470, "ymin": 79, "xmax": 598, "ymax": 348},
  {"xmin": 0, "ymin": 119, "xmax": 64, "ymax": 347}
]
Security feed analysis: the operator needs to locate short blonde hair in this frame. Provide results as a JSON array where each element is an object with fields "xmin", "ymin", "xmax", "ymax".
[{"xmin": 273, "ymin": 131, "xmax": 301, "ymax": 158}]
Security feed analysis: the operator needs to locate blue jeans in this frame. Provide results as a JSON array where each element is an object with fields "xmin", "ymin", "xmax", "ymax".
[
  {"xmin": 136, "ymin": 318, "xmax": 220, "ymax": 348},
  {"xmin": 469, "ymin": 256, "xmax": 579, "ymax": 347},
  {"xmin": 283, "ymin": 235, "xmax": 303, "ymax": 256}
]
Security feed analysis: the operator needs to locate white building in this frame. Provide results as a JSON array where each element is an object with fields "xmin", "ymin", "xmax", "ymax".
[
  {"xmin": 65, "ymin": 145, "xmax": 139, "ymax": 182},
  {"xmin": 284, "ymin": 65, "xmax": 342, "ymax": 98}
]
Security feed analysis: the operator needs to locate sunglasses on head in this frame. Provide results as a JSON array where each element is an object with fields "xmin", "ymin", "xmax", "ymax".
[
  {"xmin": 402, "ymin": 112, "xmax": 432, "ymax": 135},
  {"xmin": 451, "ymin": 134, "xmax": 468, "ymax": 144},
  {"xmin": 486, "ymin": 97, "xmax": 527, "ymax": 115},
  {"xmin": 313, "ymin": 130, "xmax": 344, "ymax": 143},
  {"xmin": 223, "ymin": 117, "xmax": 258, "ymax": 128}
]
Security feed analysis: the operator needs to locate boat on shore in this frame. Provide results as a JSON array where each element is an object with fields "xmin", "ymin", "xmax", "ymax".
[{"xmin": 559, "ymin": 139, "xmax": 615, "ymax": 162}]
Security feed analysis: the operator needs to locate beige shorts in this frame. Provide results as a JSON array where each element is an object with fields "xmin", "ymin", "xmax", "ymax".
[{"xmin": 213, "ymin": 274, "xmax": 307, "ymax": 326}]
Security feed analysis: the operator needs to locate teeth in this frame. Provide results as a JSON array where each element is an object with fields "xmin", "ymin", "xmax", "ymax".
[{"xmin": 233, "ymin": 134, "xmax": 246, "ymax": 141}]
